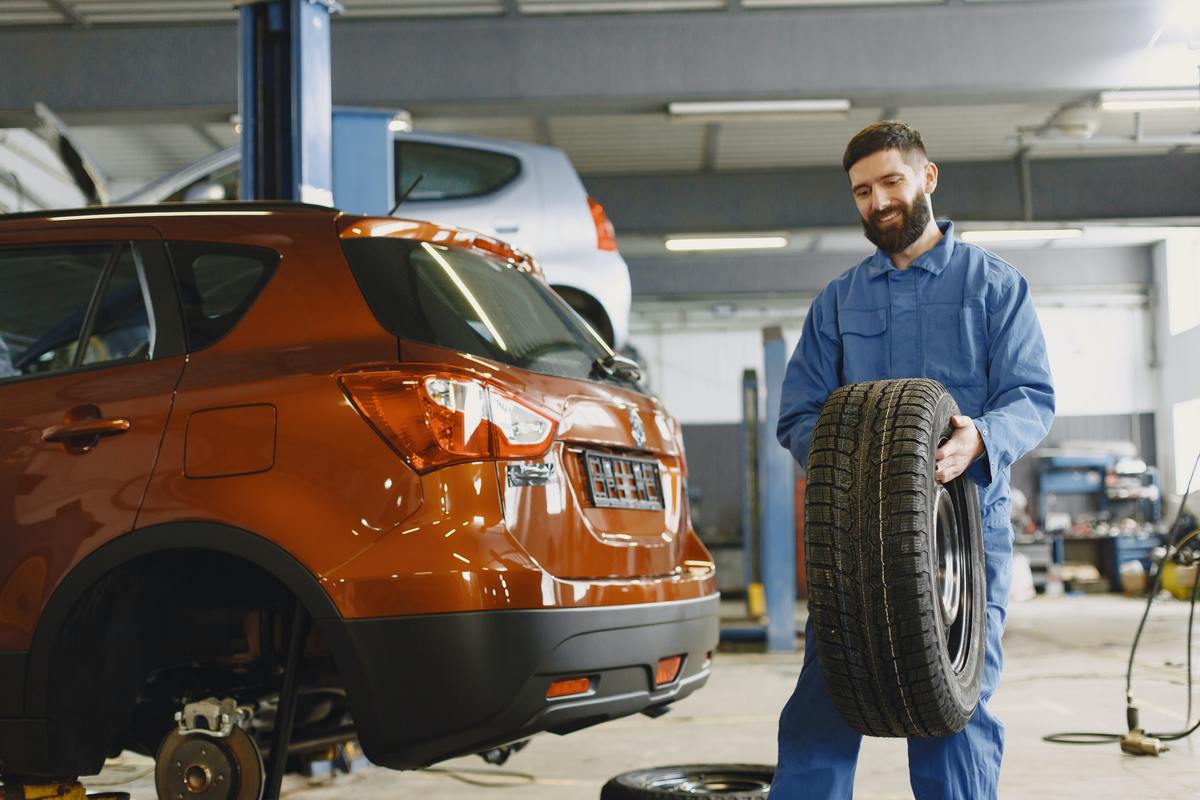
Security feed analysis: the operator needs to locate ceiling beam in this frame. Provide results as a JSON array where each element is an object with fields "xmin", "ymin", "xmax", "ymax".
[
  {"xmin": 191, "ymin": 124, "xmax": 226, "ymax": 151},
  {"xmin": 0, "ymin": 1, "xmax": 1166, "ymax": 116},
  {"xmin": 44, "ymin": 0, "xmax": 88, "ymax": 28},
  {"xmin": 583, "ymin": 153, "xmax": 1200, "ymax": 234},
  {"xmin": 625, "ymin": 243, "xmax": 1154, "ymax": 298}
]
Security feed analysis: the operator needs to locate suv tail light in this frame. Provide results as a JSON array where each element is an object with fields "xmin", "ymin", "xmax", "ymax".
[
  {"xmin": 588, "ymin": 196, "xmax": 618, "ymax": 252},
  {"xmin": 339, "ymin": 368, "xmax": 557, "ymax": 472}
]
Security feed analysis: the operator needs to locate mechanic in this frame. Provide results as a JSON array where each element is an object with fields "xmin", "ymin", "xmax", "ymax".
[{"xmin": 769, "ymin": 122, "xmax": 1055, "ymax": 800}]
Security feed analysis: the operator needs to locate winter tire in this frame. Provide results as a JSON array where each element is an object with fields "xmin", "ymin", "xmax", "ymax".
[
  {"xmin": 600, "ymin": 764, "xmax": 773, "ymax": 799},
  {"xmin": 805, "ymin": 378, "xmax": 985, "ymax": 737}
]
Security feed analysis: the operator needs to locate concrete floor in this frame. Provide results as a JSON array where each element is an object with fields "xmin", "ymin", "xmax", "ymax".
[{"xmin": 87, "ymin": 594, "xmax": 1200, "ymax": 799}]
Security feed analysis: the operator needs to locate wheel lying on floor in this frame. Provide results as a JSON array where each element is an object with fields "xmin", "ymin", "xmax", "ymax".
[
  {"xmin": 600, "ymin": 764, "xmax": 773, "ymax": 799},
  {"xmin": 805, "ymin": 378, "xmax": 985, "ymax": 738}
]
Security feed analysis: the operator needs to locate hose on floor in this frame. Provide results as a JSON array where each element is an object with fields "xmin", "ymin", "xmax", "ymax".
[{"xmin": 1044, "ymin": 449, "xmax": 1200, "ymax": 749}]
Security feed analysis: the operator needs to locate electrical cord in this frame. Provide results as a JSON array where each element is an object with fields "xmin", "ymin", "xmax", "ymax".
[{"xmin": 1044, "ymin": 448, "xmax": 1200, "ymax": 749}]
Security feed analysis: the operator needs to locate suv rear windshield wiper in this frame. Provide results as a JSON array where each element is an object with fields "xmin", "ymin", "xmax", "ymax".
[{"xmin": 591, "ymin": 353, "xmax": 643, "ymax": 388}]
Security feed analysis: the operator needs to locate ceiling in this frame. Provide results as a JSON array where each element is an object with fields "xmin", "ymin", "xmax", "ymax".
[
  {"xmin": 56, "ymin": 101, "xmax": 1200, "ymax": 195},
  {"xmin": 2, "ymin": 0, "xmax": 1197, "ymax": 199},
  {"xmin": 0, "ymin": 0, "xmax": 1057, "ymax": 27}
]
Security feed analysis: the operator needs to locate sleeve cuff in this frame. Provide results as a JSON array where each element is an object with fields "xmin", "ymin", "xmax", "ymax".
[{"xmin": 967, "ymin": 416, "xmax": 995, "ymax": 488}]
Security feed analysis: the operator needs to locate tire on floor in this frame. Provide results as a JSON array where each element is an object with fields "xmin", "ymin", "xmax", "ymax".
[
  {"xmin": 805, "ymin": 378, "xmax": 986, "ymax": 737},
  {"xmin": 600, "ymin": 764, "xmax": 773, "ymax": 799}
]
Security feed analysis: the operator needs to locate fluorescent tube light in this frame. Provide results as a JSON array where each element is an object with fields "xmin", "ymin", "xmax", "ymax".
[
  {"xmin": 961, "ymin": 229, "xmax": 1084, "ymax": 244},
  {"xmin": 1099, "ymin": 89, "xmax": 1200, "ymax": 112},
  {"xmin": 665, "ymin": 236, "xmax": 789, "ymax": 252},
  {"xmin": 668, "ymin": 99, "xmax": 851, "ymax": 116}
]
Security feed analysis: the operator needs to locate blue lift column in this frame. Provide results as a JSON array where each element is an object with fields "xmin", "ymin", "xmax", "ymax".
[
  {"xmin": 332, "ymin": 107, "xmax": 397, "ymax": 215},
  {"xmin": 238, "ymin": 0, "xmax": 342, "ymax": 203},
  {"xmin": 760, "ymin": 326, "xmax": 797, "ymax": 652}
]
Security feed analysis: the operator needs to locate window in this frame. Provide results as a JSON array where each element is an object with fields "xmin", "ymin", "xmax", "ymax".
[
  {"xmin": 394, "ymin": 141, "xmax": 520, "ymax": 202},
  {"xmin": 80, "ymin": 246, "xmax": 153, "ymax": 366},
  {"xmin": 167, "ymin": 242, "xmax": 279, "ymax": 350},
  {"xmin": 0, "ymin": 243, "xmax": 154, "ymax": 379},
  {"xmin": 341, "ymin": 238, "xmax": 628, "ymax": 388}
]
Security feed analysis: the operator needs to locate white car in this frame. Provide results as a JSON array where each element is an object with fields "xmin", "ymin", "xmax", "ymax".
[{"xmin": 118, "ymin": 132, "xmax": 632, "ymax": 347}]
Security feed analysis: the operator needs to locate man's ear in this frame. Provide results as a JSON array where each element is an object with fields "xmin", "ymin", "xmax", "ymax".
[{"xmin": 924, "ymin": 161, "xmax": 939, "ymax": 196}]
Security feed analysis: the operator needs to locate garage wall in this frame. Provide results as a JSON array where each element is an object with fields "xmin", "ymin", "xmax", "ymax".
[
  {"xmin": 631, "ymin": 244, "xmax": 1159, "ymax": 540},
  {"xmin": 1152, "ymin": 232, "xmax": 1200, "ymax": 500},
  {"xmin": 630, "ymin": 300, "xmax": 1154, "ymax": 424}
]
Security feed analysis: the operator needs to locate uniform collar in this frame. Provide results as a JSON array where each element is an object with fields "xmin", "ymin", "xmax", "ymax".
[{"xmin": 867, "ymin": 220, "xmax": 956, "ymax": 278}]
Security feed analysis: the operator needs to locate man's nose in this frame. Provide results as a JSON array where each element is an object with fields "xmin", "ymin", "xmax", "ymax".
[{"xmin": 871, "ymin": 189, "xmax": 893, "ymax": 211}]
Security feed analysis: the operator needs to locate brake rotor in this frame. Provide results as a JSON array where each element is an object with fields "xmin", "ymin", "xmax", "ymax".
[{"xmin": 154, "ymin": 727, "xmax": 264, "ymax": 800}]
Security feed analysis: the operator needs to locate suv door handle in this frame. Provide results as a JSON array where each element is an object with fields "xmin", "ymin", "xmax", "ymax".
[{"xmin": 43, "ymin": 417, "xmax": 131, "ymax": 444}]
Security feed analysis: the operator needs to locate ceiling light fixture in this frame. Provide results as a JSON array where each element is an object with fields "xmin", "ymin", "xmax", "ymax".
[
  {"xmin": 1099, "ymin": 89, "xmax": 1200, "ymax": 112},
  {"xmin": 960, "ymin": 229, "xmax": 1084, "ymax": 244},
  {"xmin": 667, "ymin": 99, "xmax": 851, "ymax": 116},
  {"xmin": 664, "ymin": 236, "xmax": 790, "ymax": 252}
]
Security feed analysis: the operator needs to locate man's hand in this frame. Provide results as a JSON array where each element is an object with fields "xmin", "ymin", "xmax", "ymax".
[{"xmin": 935, "ymin": 415, "xmax": 985, "ymax": 484}]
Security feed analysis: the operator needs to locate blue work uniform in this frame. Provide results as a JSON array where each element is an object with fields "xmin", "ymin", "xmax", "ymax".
[{"xmin": 771, "ymin": 221, "xmax": 1054, "ymax": 800}]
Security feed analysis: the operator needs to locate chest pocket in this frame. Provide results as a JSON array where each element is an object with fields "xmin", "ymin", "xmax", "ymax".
[
  {"xmin": 922, "ymin": 303, "xmax": 986, "ymax": 390},
  {"xmin": 838, "ymin": 308, "xmax": 890, "ymax": 384}
]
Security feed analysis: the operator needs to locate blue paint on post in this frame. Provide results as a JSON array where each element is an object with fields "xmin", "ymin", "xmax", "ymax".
[
  {"xmin": 332, "ymin": 107, "xmax": 397, "ymax": 216},
  {"xmin": 760, "ymin": 326, "xmax": 796, "ymax": 652},
  {"xmin": 740, "ymin": 369, "xmax": 760, "ymax": 592},
  {"xmin": 239, "ymin": 0, "xmax": 340, "ymax": 204}
]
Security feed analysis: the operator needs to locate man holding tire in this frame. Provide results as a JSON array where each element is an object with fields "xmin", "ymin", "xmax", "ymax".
[{"xmin": 771, "ymin": 122, "xmax": 1055, "ymax": 799}]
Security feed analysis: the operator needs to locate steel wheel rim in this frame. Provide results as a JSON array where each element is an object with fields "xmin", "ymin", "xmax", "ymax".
[
  {"xmin": 933, "ymin": 486, "xmax": 963, "ymax": 628},
  {"xmin": 933, "ymin": 479, "xmax": 975, "ymax": 675},
  {"xmin": 646, "ymin": 771, "xmax": 773, "ymax": 794}
]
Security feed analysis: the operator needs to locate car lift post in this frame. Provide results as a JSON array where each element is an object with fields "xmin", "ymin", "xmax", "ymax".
[
  {"xmin": 261, "ymin": 600, "xmax": 311, "ymax": 800},
  {"xmin": 237, "ymin": 0, "xmax": 342, "ymax": 204},
  {"xmin": 741, "ymin": 369, "xmax": 766, "ymax": 618},
  {"xmin": 760, "ymin": 326, "xmax": 797, "ymax": 652}
]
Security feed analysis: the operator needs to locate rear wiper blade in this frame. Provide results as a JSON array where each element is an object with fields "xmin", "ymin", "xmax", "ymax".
[{"xmin": 591, "ymin": 353, "xmax": 643, "ymax": 385}]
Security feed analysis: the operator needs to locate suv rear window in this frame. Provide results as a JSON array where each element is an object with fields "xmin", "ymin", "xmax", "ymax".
[
  {"xmin": 395, "ymin": 141, "xmax": 521, "ymax": 201},
  {"xmin": 167, "ymin": 242, "xmax": 279, "ymax": 350},
  {"xmin": 341, "ymin": 238, "xmax": 624, "ymax": 387}
]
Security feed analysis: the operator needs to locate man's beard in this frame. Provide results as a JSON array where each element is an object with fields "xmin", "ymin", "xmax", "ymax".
[{"xmin": 861, "ymin": 194, "xmax": 931, "ymax": 254}]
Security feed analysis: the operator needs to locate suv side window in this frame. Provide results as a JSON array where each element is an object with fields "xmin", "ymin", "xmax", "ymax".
[
  {"xmin": 80, "ymin": 246, "xmax": 153, "ymax": 366},
  {"xmin": 395, "ymin": 141, "xmax": 521, "ymax": 201},
  {"xmin": 0, "ymin": 243, "xmax": 152, "ymax": 379},
  {"xmin": 167, "ymin": 242, "xmax": 279, "ymax": 351}
]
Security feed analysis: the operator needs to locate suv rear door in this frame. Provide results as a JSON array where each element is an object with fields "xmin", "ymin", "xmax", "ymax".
[{"xmin": 0, "ymin": 226, "xmax": 185, "ymax": 655}]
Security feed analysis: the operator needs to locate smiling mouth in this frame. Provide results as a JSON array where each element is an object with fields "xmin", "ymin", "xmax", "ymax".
[{"xmin": 875, "ymin": 210, "xmax": 902, "ymax": 226}]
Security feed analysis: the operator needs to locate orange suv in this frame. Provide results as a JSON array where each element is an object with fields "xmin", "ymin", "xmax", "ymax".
[{"xmin": 0, "ymin": 203, "xmax": 717, "ymax": 786}]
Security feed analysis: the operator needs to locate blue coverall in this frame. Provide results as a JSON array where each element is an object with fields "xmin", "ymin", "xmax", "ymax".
[{"xmin": 771, "ymin": 221, "xmax": 1055, "ymax": 800}]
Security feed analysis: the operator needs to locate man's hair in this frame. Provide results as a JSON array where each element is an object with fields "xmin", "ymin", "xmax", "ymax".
[{"xmin": 842, "ymin": 121, "xmax": 928, "ymax": 172}]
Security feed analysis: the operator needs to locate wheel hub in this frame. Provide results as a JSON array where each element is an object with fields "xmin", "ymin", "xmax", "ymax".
[{"xmin": 155, "ymin": 727, "xmax": 263, "ymax": 800}]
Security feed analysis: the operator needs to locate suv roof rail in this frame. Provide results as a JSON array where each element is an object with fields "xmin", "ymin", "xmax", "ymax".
[{"xmin": 0, "ymin": 201, "xmax": 339, "ymax": 222}]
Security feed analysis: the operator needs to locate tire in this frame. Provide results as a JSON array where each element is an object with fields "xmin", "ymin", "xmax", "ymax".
[
  {"xmin": 804, "ymin": 378, "xmax": 985, "ymax": 737},
  {"xmin": 600, "ymin": 764, "xmax": 773, "ymax": 799}
]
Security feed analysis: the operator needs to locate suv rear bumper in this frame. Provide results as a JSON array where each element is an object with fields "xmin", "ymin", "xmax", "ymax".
[{"xmin": 317, "ymin": 593, "xmax": 719, "ymax": 769}]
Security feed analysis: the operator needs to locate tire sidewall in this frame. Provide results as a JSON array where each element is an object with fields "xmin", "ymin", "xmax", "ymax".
[{"xmin": 600, "ymin": 764, "xmax": 774, "ymax": 800}]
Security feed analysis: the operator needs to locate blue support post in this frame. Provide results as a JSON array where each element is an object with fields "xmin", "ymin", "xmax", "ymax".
[
  {"xmin": 332, "ymin": 107, "xmax": 397, "ymax": 215},
  {"xmin": 238, "ymin": 0, "xmax": 341, "ymax": 204},
  {"xmin": 741, "ymin": 368, "xmax": 761, "ymax": 594},
  {"xmin": 760, "ymin": 326, "xmax": 797, "ymax": 652}
]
